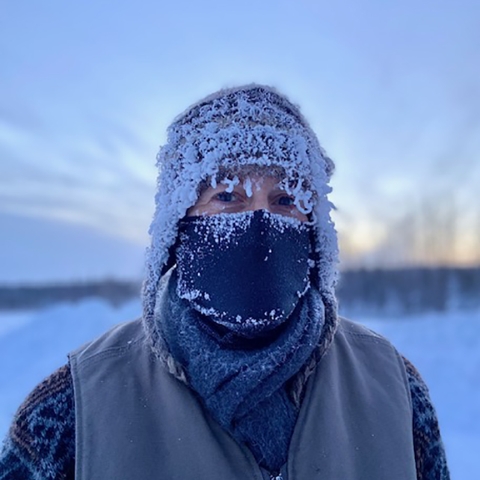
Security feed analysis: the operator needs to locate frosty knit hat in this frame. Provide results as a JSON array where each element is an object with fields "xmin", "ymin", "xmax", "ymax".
[{"xmin": 142, "ymin": 84, "xmax": 339, "ymax": 326}]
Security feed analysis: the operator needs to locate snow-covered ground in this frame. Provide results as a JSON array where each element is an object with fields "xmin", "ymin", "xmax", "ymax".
[{"xmin": 0, "ymin": 301, "xmax": 478, "ymax": 478}]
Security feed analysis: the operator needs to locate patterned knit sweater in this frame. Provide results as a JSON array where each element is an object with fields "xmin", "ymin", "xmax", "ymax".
[{"xmin": 0, "ymin": 358, "xmax": 450, "ymax": 480}]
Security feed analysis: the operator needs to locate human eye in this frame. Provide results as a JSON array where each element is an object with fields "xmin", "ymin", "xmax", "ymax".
[
  {"xmin": 277, "ymin": 195, "xmax": 295, "ymax": 207},
  {"xmin": 215, "ymin": 191, "xmax": 236, "ymax": 202},
  {"xmin": 269, "ymin": 189, "xmax": 308, "ymax": 222}
]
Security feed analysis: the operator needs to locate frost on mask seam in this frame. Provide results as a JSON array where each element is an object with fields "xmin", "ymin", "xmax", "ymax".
[
  {"xmin": 179, "ymin": 211, "xmax": 310, "ymax": 247},
  {"xmin": 184, "ymin": 211, "xmax": 255, "ymax": 245}
]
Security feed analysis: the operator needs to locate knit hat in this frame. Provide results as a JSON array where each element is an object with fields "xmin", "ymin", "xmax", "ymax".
[{"xmin": 142, "ymin": 84, "xmax": 339, "ymax": 330}]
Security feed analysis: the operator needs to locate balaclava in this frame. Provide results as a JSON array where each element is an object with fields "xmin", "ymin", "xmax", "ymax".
[{"xmin": 143, "ymin": 84, "xmax": 339, "ymax": 347}]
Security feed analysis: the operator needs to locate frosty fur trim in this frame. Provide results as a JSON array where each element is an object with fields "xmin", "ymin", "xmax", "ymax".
[{"xmin": 143, "ymin": 84, "xmax": 339, "ymax": 328}]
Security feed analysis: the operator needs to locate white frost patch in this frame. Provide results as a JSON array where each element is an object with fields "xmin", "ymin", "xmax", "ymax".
[
  {"xmin": 179, "ymin": 211, "xmax": 310, "ymax": 249},
  {"xmin": 296, "ymin": 279, "xmax": 311, "ymax": 298},
  {"xmin": 181, "ymin": 211, "xmax": 255, "ymax": 245},
  {"xmin": 221, "ymin": 176, "xmax": 240, "ymax": 193},
  {"xmin": 243, "ymin": 176, "xmax": 253, "ymax": 197},
  {"xmin": 206, "ymin": 307, "xmax": 288, "ymax": 329},
  {"xmin": 178, "ymin": 289, "xmax": 202, "ymax": 301},
  {"xmin": 209, "ymin": 175, "xmax": 218, "ymax": 189},
  {"xmin": 266, "ymin": 211, "xmax": 309, "ymax": 232}
]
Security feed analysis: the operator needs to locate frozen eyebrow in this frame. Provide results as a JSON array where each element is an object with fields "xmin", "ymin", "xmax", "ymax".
[
  {"xmin": 243, "ymin": 177, "xmax": 253, "ymax": 197},
  {"xmin": 209, "ymin": 176, "xmax": 218, "ymax": 188},
  {"xmin": 221, "ymin": 176, "xmax": 240, "ymax": 193}
]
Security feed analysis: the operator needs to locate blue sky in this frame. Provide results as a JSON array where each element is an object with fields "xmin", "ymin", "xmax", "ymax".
[{"xmin": 1, "ymin": 0, "xmax": 479, "ymax": 281}]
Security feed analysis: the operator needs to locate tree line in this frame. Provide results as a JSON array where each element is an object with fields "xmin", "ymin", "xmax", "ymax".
[{"xmin": 1, "ymin": 267, "xmax": 479, "ymax": 316}]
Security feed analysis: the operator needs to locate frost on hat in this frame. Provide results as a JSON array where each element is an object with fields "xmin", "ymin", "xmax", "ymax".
[{"xmin": 142, "ymin": 84, "xmax": 339, "ymax": 328}]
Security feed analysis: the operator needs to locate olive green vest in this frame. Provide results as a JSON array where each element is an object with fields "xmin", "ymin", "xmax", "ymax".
[{"xmin": 69, "ymin": 318, "xmax": 416, "ymax": 480}]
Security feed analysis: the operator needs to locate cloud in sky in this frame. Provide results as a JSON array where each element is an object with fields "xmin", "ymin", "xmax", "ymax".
[{"xmin": 1, "ymin": 0, "xmax": 479, "ymax": 280}]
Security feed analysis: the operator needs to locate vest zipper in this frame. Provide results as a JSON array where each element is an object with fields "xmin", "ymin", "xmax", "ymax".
[{"xmin": 270, "ymin": 474, "xmax": 283, "ymax": 480}]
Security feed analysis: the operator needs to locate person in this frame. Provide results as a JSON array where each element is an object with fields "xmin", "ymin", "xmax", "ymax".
[{"xmin": 0, "ymin": 84, "xmax": 450, "ymax": 479}]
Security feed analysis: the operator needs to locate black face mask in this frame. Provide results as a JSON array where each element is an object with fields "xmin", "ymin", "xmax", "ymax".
[{"xmin": 175, "ymin": 210, "xmax": 313, "ymax": 336}]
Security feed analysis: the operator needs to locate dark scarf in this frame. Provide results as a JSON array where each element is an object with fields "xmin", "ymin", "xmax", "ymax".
[{"xmin": 155, "ymin": 271, "xmax": 326, "ymax": 472}]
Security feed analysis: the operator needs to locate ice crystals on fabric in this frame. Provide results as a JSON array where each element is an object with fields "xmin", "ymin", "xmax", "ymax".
[{"xmin": 175, "ymin": 210, "xmax": 313, "ymax": 334}]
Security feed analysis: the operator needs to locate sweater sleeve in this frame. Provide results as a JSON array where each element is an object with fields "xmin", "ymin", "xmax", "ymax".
[
  {"xmin": 402, "ymin": 356, "xmax": 450, "ymax": 480},
  {"xmin": 0, "ymin": 364, "xmax": 76, "ymax": 480}
]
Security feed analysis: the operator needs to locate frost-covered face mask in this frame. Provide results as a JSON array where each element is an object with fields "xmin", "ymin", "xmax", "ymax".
[{"xmin": 175, "ymin": 210, "xmax": 314, "ymax": 335}]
